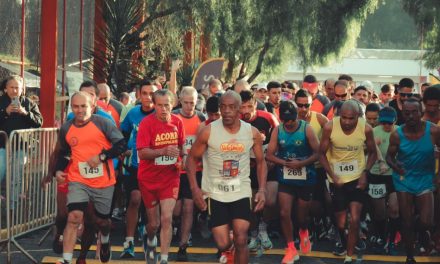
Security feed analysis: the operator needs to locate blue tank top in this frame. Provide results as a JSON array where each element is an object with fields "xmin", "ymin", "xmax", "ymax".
[
  {"xmin": 392, "ymin": 121, "xmax": 435, "ymax": 194},
  {"xmin": 276, "ymin": 120, "xmax": 316, "ymax": 186}
]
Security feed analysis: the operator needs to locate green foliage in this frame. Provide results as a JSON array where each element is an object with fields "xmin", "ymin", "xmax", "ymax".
[
  {"xmin": 402, "ymin": 0, "xmax": 440, "ymax": 68},
  {"xmin": 358, "ymin": 0, "xmax": 419, "ymax": 49}
]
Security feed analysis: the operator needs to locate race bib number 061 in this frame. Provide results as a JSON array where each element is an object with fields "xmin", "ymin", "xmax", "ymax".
[
  {"xmin": 78, "ymin": 162, "xmax": 104, "ymax": 179},
  {"xmin": 213, "ymin": 178, "xmax": 241, "ymax": 194},
  {"xmin": 283, "ymin": 166, "xmax": 307, "ymax": 180}
]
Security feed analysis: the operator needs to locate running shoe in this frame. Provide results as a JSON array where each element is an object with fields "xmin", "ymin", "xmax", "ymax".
[
  {"xmin": 248, "ymin": 234, "xmax": 259, "ymax": 252},
  {"xmin": 159, "ymin": 261, "xmax": 168, "ymax": 264},
  {"xmin": 143, "ymin": 235, "xmax": 158, "ymax": 264},
  {"xmin": 299, "ymin": 229, "xmax": 312, "ymax": 254},
  {"xmin": 76, "ymin": 258, "xmax": 86, "ymax": 264},
  {"xmin": 343, "ymin": 259, "xmax": 353, "ymax": 264},
  {"xmin": 219, "ymin": 248, "xmax": 234, "ymax": 264},
  {"xmin": 120, "ymin": 240, "xmax": 135, "ymax": 258},
  {"xmin": 52, "ymin": 234, "xmax": 63, "ymax": 254},
  {"xmin": 405, "ymin": 257, "xmax": 417, "ymax": 264},
  {"xmin": 99, "ymin": 240, "xmax": 112, "ymax": 263},
  {"xmin": 387, "ymin": 242, "xmax": 397, "ymax": 256},
  {"xmin": 332, "ymin": 242, "xmax": 347, "ymax": 256},
  {"xmin": 258, "ymin": 230, "xmax": 273, "ymax": 250},
  {"xmin": 176, "ymin": 243, "xmax": 189, "ymax": 262},
  {"xmin": 355, "ymin": 238, "xmax": 367, "ymax": 251},
  {"xmin": 55, "ymin": 259, "xmax": 70, "ymax": 264},
  {"xmin": 281, "ymin": 247, "xmax": 299, "ymax": 264}
]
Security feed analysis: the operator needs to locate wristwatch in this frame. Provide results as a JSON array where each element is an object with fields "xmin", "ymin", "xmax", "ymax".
[{"xmin": 99, "ymin": 153, "xmax": 107, "ymax": 162}]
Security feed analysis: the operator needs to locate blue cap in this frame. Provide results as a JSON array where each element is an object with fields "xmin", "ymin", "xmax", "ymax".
[{"xmin": 379, "ymin": 108, "xmax": 397, "ymax": 123}]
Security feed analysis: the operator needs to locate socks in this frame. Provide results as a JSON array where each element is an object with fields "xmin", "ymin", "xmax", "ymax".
[
  {"xmin": 344, "ymin": 255, "xmax": 352, "ymax": 262},
  {"xmin": 100, "ymin": 234, "xmax": 110, "ymax": 244},
  {"xmin": 161, "ymin": 254, "xmax": 168, "ymax": 262},
  {"xmin": 62, "ymin": 253, "xmax": 73, "ymax": 263},
  {"xmin": 125, "ymin": 236, "xmax": 134, "ymax": 243},
  {"xmin": 258, "ymin": 220, "xmax": 267, "ymax": 233},
  {"xmin": 147, "ymin": 236, "xmax": 157, "ymax": 247}
]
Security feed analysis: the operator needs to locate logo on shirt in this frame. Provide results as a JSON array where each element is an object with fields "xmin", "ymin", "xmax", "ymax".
[
  {"xmin": 220, "ymin": 142, "xmax": 245, "ymax": 153},
  {"xmin": 69, "ymin": 137, "xmax": 78, "ymax": 147},
  {"xmin": 155, "ymin": 132, "xmax": 178, "ymax": 146},
  {"xmin": 295, "ymin": 140, "xmax": 303, "ymax": 146}
]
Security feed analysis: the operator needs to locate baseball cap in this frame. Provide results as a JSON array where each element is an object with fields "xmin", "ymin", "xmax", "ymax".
[
  {"xmin": 378, "ymin": 107, "xmax": 397, "ymax": 123},
  {"xmin": 279, "ymin": 100, "xmax": 297, "ymax": 121}
]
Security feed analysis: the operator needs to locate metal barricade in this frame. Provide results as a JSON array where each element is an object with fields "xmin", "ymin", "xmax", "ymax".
[
  {"xmin": 1, "ymin": 128, "xmax": 59, "ymax": 263},
  {"xmin": 0, "ymin": 131, "xmax": 8, "ymax": 245}
]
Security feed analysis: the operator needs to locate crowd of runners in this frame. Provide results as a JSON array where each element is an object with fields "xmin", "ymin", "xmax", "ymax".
[{"xmin": 28, "ymin": 74, "xmax": 440, "ymax": 264}]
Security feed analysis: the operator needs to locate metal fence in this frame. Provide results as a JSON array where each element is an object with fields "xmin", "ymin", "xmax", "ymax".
[{"xmin": 0, "ymin": 128, "xmax": 58, "ymax": 264}]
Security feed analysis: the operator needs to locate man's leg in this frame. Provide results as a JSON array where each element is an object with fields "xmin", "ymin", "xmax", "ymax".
[
  {"xmin": 232, "ymin": 219, "xmax": 250, "ymax": 264},
  {"xmin": 180, "ymin": 198, "xmax": 194, "ymax": 245},
  {"xmin": 62, "ymin": 210, "xmax": 84, "ymax": 263},
  {"xmin": 347, "ymin": 201, "xmax": 363, "ymax": 257},
  {"xmin": 260, "ymin": 181, "xmax": 278, "ymax": 249},
  {"xmin": 397, "ymin": 192, "xmax": 415, "ymax": 259},
  {"xmin": 416, "ymin": 191, "xmax": 434, "ymax": 253},
  {"xmin": 77, "ymin": 204, "xmax": 96, "ymax": 261},
  {"xmin": 53, "ymin": 190, "xmax": 68, "ymax": 254},
  {"xmin": 159, "ymin": 198, "xmax": 177, "ymax": 261}
]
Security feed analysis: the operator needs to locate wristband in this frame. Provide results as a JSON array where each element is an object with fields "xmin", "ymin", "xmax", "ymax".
[{"xmin": 258, "ymin": 188, "xmax": 266, "ymax": 193}]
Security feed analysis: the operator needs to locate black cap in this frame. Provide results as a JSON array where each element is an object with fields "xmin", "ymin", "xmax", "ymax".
[{"xmin": 279, "ymin": 100, "xmax": 297, "ymax": 121}]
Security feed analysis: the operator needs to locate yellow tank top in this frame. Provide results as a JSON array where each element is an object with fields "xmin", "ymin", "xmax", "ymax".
[
  {"xmin": 327, "ymin": 117, "xmax": 366, "ymax": 183},
  {"xmin": 309, "ymin": 112, "xmax": 323, "ymax": 168},
  {"xmin": 310, "ymin": 111, "xmax": 322, "ymax": 139}
]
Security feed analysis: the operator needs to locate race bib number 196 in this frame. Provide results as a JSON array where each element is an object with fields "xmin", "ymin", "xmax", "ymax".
[
  {"xmin": 155, "ymin": 156, "xmax": 177, "ymax": 165},
  {"xmin": 78, "ymin": 162, "xmax": 104, "ymax": 179}
]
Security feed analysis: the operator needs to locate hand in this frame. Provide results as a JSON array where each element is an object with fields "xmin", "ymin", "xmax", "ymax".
[
  {"xmin": 332, "ymin": 175, "xmax": 344, "ymax": 188},
  {"xmin": 175, "ymin": 159, "xmax": 182, "ymax": 171},
  {"xmin": 394, "ymin": 161, "xmax": 405, "ymax": 175},
  {"xmin": 171, "ymin": 59, "xmax": 182, "ymax": 72},
  {"xmin": 55, "ymin": 170, "xmax": 68, "ymax": 184},
  {"xmin": 181, "ymin": 155, "xmax": 187, "ymax": 171},
  {"xmin": 285, "ymin": 159, "xmax": 301, "ymax": 169},
  {"xmin": 87, "ymin": 155, "xmax": 101, "ymax": 168},
  {"xmin": 15, "ymin": 106, "xmax": 28, "ymax": 115},
  {"xmin": 379, "ymin": 161, "xmax": 388, "ymax": 174},
  {"xmin": 356, "ymin": 171, "xmax": 368, "ymax": 190},
  {"xmin": 161, "ymin": 145, "xmax": 180, "ymax": 158},
  {"xmin": 6, "ymin": 103, "xmax": 16, "ymax": 115},
  {"xmin": 191, "ymin": 187, "xmax": 207, "ymax": 211},
  {"xmin": 254, "ymin": 191, "xmax": 266, "ymax": 212},
  {"xmin": 41, "ymin": 173, "xmax": 53, "ymax": 189},
  {"xmin": 123, "ymin": 150, "xmax": 132, "ymax": 157}
]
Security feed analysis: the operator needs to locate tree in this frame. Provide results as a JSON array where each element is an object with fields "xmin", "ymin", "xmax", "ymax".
[{"xmin": 402, "ymin": 0, "xmax": 440, "ymax": 69}]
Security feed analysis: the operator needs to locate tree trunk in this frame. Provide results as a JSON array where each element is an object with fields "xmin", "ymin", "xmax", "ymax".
[{"xmin": 247, "ymin": 40, "xmax": 270, "ymax": 83}]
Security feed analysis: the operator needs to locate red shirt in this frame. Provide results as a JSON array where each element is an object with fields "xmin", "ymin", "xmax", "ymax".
[{"xmin": 137, "ymin": 114, "xmax": 185, "ymax": 183}]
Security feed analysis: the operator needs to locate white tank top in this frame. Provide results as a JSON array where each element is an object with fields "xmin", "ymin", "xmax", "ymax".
[{"xmin": 202, "ymin": 119, "xmax": 254, "ymax": 202}]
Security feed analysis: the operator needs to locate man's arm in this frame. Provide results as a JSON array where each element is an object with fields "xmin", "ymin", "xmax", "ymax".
[
  {"xmin": 301, "ymin": 125, "xmax": 320, "ymax": 166},
  {"xmin": 319, "ymin": 121, "xmax": 342, "ymax": 185},
  {"xmin": 25, "ymin": 99, "xmax": 43, "ymax": 128},
  {"xmin": 385, "ymin": 130, "xmax": 404, "ymax": 175},
  {"xmin": 265, "ymin": 126, "xmax": 284, "ymax": 165},
  {"xmin": 186, "ymin": 125, "xmax": 210, "ymax": 211},
  {"xmin": 358, "ymin": 124, "xmax": 377, "ymax": 189},
  {"xmin": 252, "ymin": 126, "xmax": 267, "ymax": 212}
]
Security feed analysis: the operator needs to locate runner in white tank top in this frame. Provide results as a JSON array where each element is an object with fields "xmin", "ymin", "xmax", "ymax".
[{"xmin": 186, "ymin": 91, "xmax": 268, "ymax": 264}]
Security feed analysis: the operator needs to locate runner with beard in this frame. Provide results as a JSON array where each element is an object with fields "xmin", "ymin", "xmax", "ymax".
[{"xmin": 239, "ymin": 90, "xmax": 278, "ymax": 252}]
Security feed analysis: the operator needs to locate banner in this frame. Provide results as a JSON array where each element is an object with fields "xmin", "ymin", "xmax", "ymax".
[{"xmin": 192, "ymin": 58, "xmax": 225, "ymax": 91}]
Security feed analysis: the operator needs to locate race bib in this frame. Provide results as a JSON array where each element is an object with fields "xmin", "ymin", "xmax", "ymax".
[
  {"xmin": 184, "ymin": 136, "xmax": 196, "ymax": 153},
  {"xmin": 333, "ymin": 160, "xmax": 359, "ymax": 176},
  {"xmin": 78, "ymin": 162, "xmax": 104, "ymax": 179},
  {"xmin": 368, "ymin": 183, "xmax": 386, "ymax": 199},
  {"xmin": 213, "ymin": 178, "xmax": 241, "ymax": 194},
  {"xmin": 283, "ymin": 166, "xmax": 307, "ymax": 180},
  {"xmin": 155, "ymin": 156, "xmax": 177, "ymax": 165},
  {"xmin": 222, "ymin": 160, "xmax": 240, "ymax": 177}
]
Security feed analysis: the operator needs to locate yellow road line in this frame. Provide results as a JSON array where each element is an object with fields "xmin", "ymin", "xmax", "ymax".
[
  {"xmin": 72, "ymin": 245, "xmax": 440, "ymax": 263},
  {"xmin": 41, "ymin": 256, "xmax": 217, "ymax": 264}
]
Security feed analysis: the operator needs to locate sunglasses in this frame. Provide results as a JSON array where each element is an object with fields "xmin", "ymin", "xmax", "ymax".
[
  {"xmin": 334, "ymin": 93, "xmax": 347, "ymax": 98},
  {"xmin": 296, "ymin": 103, "xmax": 311, "ymax": 108},
  {"xmin": 381, "ymin": 121, "xmax": 394, "ymax": 125},
  {"xmin": 399, "ymin": 92, "xmax": 413, "ymax": 97}
]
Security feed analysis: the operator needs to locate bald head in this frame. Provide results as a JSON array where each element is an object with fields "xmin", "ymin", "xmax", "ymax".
[
  {"xmin": 234, "ymin": 80, "xmax": 250, "ymax": 94},
  {"xmin": 98, "ymin": 83, "xmax": 111, "ymax": 103}
]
